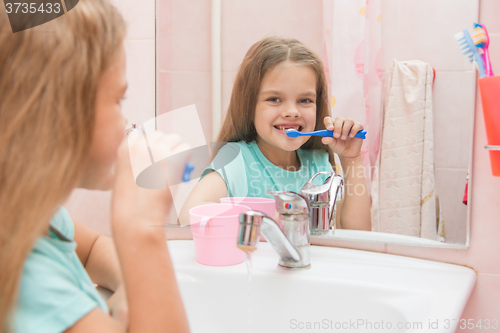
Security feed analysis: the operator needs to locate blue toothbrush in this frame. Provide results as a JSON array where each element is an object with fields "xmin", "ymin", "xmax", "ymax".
[
  {"xmin": 286, "ymin": 129, "xmax": 367, "ymax": 140},
  {"xmin": 454, "ymin": 29, "xmax": 486, "ymax": 78}
]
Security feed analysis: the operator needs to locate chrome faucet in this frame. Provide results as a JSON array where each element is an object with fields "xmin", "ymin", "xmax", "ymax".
[
  {"xmin": 301, "ymin": 171, "xmax": 343, "ymax": 235},
  {"xmin": 236, "ymin": 172, "xmax": 342, "ymax": 269},
  {"xmin": 237, "ymin": 191, "xmax": 310, "ymax": 270}
]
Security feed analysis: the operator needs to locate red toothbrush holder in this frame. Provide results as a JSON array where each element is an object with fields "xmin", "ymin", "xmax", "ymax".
[{"xmin": 478, "ymin": 76, "xmax": 500, "ymax": 177}]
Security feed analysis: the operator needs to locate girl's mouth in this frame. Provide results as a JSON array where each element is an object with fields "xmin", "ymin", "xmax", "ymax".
[{"xmin": 274, "ymin": 125, "xmax": 303, "ymax": 132}]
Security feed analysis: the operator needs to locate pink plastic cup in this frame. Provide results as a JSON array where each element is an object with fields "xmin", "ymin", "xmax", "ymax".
[
  {"xmin": 189, "ymin": 203, "xmax": 250, "ymax": 266},
  {"xmin": 478, "ymin": 76, "xmax": 500, "ymax": 176}
]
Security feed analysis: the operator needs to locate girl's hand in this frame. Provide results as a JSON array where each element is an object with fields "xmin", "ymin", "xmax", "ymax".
[
  {"xmin": 110, "ymin": 131, "xmax": 192, "ymax": 333},
  {"xmin": 112, "ymin": 131, "xmax": 190, "ymax": 234},
  {"xmin": 107, "ymin": 285, "xmax": 128, "ymax": 330},
  {"xmin": 321, "ymin": 117, "xmax": 364, "ymax": 160}
]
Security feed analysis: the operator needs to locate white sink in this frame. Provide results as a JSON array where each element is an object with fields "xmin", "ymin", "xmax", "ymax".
[
  {"xmin": 318, "ymin": 229, "xmax": 447, "ymax": 246},
  {"xmin": 168, "ymin": 240, "xmax": 475, "ymax": 333}
]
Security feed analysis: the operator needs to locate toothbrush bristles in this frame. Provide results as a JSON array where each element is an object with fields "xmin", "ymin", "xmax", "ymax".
[
  {"xmin": 455, "ymin": 32, "xmax": 476, "ymax": 63},
  {"xmin": 472, "ymin": 26, "xmax": 487, "ymax": 47}
]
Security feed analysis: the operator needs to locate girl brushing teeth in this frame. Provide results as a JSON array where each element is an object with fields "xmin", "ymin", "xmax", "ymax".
[{"xmin": 181, "ymin": 37, "xmax": 370, "ymax": 231}]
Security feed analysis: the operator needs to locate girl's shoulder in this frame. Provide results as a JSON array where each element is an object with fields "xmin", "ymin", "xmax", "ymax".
[{"xmin": 49, "ymin": 206, "xmax": 74, "ymax": 240}]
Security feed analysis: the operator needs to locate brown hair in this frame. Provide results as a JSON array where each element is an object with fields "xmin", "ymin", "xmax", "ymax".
[
  {"xmin": 217, "ymin": 37, "xmax": 334, "ymax": 165},
  {"xmin": 0, "ymin": 1, "xmax": 125, "ymax": 331}
]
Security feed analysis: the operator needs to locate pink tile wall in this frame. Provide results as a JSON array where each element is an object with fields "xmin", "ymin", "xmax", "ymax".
[
  {"xmin": 381, "ymin": 0, "xmax": 478, "ymax": 72},
  {"xmin": 432, "ymin": 69, "xmax": 475, "ymax": 243},
  {"xmin": 221, "ymin": 0, "xmax": 324, "ymax": 72},
  {"xmin": 156, "ymin": 0, "xmax": 212, "ymax": 142},
  {"xmin": 458, "ymin": 0, "xmax": 500, "ymax": 324},
  {"xmin": 109, "ymin": 0, "xmax": 155, "ymax": 40}
]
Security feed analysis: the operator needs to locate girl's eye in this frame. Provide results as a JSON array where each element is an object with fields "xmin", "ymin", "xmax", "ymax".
[
  {"xmin": 299, "ymin": 98, "xmax": 314, "ymax": 104},
  {"xmin": 267, "ymin": 97, "xmax": 281, "ymax": 103}
]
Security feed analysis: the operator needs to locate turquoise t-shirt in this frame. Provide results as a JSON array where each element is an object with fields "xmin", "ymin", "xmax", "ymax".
[
  {"xmin": 13, "ymin": 207, "xmax": 108, "ymax": 333},
  {"xmin": 201, "ymin": 141, "xmax": 334, "ymax": 198}
]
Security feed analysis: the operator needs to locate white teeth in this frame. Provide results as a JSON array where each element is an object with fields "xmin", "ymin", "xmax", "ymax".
[{"xmin": 277, "ymin": 126, "xmax": 299, "ymax": 131}]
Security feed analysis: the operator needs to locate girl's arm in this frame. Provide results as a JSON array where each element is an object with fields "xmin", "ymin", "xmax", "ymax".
[
  {"xmin": 322, "ymin": 117, "xmax": 371, "ymax": 231},
  {"xmin": 73, "ymin": 222, "xmax": 128, "ymax": 328},
  {"xmin": 73, "ymin": 221, "xmax": 121, "ymax": 291},
  {"xmin": 178, "ymin": 171, "xmax": 228, "ymax": 225},
  {"xmin": 335, "ymin": 155, "xmax": 371, "ymax": 230},
  {"xmin": 66, "ymin": 134, "xmax": 190, "ymax": 333}
]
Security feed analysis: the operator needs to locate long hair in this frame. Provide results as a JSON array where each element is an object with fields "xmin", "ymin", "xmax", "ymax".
[
  {"xmin": 0, "ymin": 1, "xmax": 126, "ymax": 330},
  {"xmin": 217, "ymin": 37, "xmax": 334, "ymax": 165}
]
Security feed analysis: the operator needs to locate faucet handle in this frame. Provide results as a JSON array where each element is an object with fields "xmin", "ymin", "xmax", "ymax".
[
  {"xmin": 268, "ymin": 191, "xmax": 310, "ymax": 215},
  {"xmin": 302, "ymin": 172, "xmax": 343, "ymax": 235},
  {"xmin": 301, "ymin": 171, "xmax": 335, "ymax": 203}
]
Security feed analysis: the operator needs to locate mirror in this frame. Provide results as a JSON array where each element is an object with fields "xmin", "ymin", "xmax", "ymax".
[{"xmin": 154, "ymin": 0, "xmax": 477, "ymax": 248}]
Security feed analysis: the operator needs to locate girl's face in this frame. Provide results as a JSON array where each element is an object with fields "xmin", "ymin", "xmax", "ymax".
[
  {"xmin": 79, "ymin": 44, "xmax": 128, "ymax": 190},
  {"xmin": 254, "ymin": 63, "xmax": 317, "ymax": 153}
]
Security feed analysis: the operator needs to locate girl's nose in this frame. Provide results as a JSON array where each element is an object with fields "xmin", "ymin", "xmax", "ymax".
[{"xmin": 282, "ymin": 103, "xmax": 300, "ymax": 118}]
